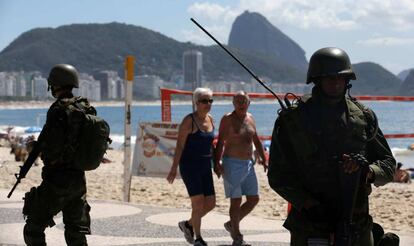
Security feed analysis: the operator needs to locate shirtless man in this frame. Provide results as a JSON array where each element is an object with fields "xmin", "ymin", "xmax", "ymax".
[{"xmin": 214, "ymin": 91, "xmax": 268, "ymax": 246}]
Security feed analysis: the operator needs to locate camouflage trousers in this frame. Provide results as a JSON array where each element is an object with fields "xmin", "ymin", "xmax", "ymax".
[
  {"xmin": 23, "ymin": 171, "xmax": 90, "ymax": 246},
  {"xmin": 290, "ymin": 229, "xmax": 374, "ymax": 246}
]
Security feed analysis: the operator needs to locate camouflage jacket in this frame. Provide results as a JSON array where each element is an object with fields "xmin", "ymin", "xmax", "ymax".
[{"xmin": 267, "ymin": 88, "xmax": 395, "ymax": 234}]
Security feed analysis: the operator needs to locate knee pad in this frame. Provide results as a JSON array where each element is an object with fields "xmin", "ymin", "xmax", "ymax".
[
  {"xmin": 378, "ymin": 233, "xmax": 399, "ymax": 246},
  {"xmin": 64, "ymin": 229, "xmax": 88, "ymax": 246},
  {"xmin": 64, "ymin": 201, "xmax": 91, "ymax": 235},
  {"xmin": 24, "ymin": 221, "xmax": 47, "ymax": 246}
]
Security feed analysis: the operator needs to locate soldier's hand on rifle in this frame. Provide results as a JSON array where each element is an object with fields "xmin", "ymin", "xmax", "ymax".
[{"xmin": 342, "ymin": 154, "xmax": 360, "ymax": 174}]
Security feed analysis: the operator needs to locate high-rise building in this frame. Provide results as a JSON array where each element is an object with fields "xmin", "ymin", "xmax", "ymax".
[
  {"xmin": 94, "ymin": 71, "xmax": 121, "ymax": 100},
  {"xmin": 74, "ymin": 73, "xmax": 101, "ymax": 101},
  {"xmin": 0, "ymin": 72, "xmax": 27, "ymax": 97},
  {"xmin": 31, "ymin": 75, "xmax": 49, "ymax": 99},
  {"xmin": 0, "ymin": 73, "xmax": 14, "ymax": 96},
  {"xmin": 116, "ymin": 78, "xmax": 125, "ymax": 99},
  {"xmin": 183, "ymin": 50, "xmax": 202, "ymax": 90}
]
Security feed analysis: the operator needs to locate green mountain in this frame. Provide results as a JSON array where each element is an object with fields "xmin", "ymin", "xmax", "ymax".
[
  {"xmin": 0, "ymin": 22, "xmax": 305, "ymax": 83},
  {"xmin": 397, "ymin": 68, "xmax": 414, "ymax": 81},
  {"xmin": 399, "ymin": 70, "xmax": 414, "ymax": 96},
  {"xmin": 0, "ymin": 21, "xmax": 405, "ymax": 95},
  {"xmin": 351, "ymin": 62, "xmax": 402, "ymax": 95},
  {"xmin": 228, "ymin": 11, "xmax": 307, "ymax": 71}
]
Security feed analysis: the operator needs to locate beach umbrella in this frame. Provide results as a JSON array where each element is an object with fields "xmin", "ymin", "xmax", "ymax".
[{"xmin": 25, "ymin": 126, "xmax": 42, "ymax": 133}]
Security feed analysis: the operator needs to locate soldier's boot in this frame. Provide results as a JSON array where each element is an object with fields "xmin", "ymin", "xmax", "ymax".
[
  {"xmin": 64, "ymin": 225, "xmax": 88, "ymax": 246},
  {"xmin": 23, "ymin": 221, "xmax": 47, "ymax": 246}
]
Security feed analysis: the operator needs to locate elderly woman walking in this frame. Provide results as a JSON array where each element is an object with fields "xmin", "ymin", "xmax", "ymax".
[{"xmin": 167, "ymin": 87, "xmax": 216, "ymax": 246}]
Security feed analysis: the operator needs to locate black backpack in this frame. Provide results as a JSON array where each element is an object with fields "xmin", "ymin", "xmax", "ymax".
[{"xmin": 65, "ymin": 97, "xmax": 111, "ymax": 171}]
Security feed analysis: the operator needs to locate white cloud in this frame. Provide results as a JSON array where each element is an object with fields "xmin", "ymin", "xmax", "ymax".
[
  {"xmin": 187, "ymin": 2, "xmax": 237, "ymax": 22},
  {"xmin": 353, "ymin": 0, "xmax": 414, "ymax": 31},
  {"xmin": 238, "ymin": 0, "xmax": 357, "ymax": 30},
  {"xmin": 186, "ymin": 0, "xmax": 414, "ymax": 31},
  {"xmin": 184, "ymin": 2, "xmax": 241, "ymax": 45},
  {"xmin": 357, "ymin": 37, "xmax": 414, "ymax": 46}
]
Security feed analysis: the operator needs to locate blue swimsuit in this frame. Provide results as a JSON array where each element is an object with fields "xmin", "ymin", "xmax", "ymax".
[{"xmin": 179, "ymin": 113, "xmax": 215, "ymax": 197}]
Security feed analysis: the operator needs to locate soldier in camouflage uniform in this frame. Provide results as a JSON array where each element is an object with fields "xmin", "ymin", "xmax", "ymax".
[
  {"xmin": 267, "ymin": 47, "xmax": 396, "ymax": 245},
  {"xmin": 23, "ymin": 64, "xmax": 93, "ymax": 246}
]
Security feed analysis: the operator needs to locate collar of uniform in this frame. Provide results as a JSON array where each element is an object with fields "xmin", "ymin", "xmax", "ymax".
[
  {"xmin": 311, "ymin": 86, "xmax": 346, "ymax": 106},
  {"xmin": 57, "ymin": 91, "xmax": 74, "ymax": 99}
]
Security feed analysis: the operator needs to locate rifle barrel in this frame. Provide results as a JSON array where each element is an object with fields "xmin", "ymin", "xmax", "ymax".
[
  {"xmin": 7, "ymin": 179, "xmax": 20, "ymax": 198},
  {"xmin": 7, "ymin": 141, "xmax": 41, "ymax": 198},
  {"xmin": 190, "ymin": 18, "xmax": 286, "ymax": 110}
]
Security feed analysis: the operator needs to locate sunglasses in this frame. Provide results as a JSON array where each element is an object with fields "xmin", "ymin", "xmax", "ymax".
[{"xmin": 198, "ymin": 98, "xmax": 214, "ymax": 104}]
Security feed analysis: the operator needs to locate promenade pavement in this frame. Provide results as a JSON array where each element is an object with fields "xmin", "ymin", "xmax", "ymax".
[{"xmin": 1, "ymin": 189, "xmax": 414, "ymax": 246}]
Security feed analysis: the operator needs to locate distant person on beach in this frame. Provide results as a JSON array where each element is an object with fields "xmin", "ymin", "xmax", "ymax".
[
  {"xmin": 214, "ymin": 91, "xmax": 268, "ymax": 246},
  {"xmin": 22, "ymin": 64, "xmax": 103, "ymax": 245},
  {"xmin": 393, "ymin": 162, "xmax": 412, "ymax": 183},
  {"xmin": 268, "ymin": 47, "xmax": 396, "ymax": 245},
  {"xmin": 167, "ymin": 87, "xmax": 216, "ymax": 246}
]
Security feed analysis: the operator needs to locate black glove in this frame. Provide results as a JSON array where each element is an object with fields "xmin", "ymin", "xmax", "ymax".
[{"xmin": 349, "ymin": 153, "xmax": 369, "ymax": 167}]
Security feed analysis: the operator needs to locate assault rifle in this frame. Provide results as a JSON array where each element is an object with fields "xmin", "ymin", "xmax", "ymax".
[
  {"xmin": 335, "ymin": 153, "xmax": 369, "ymax": 246},
  {"xmin": 7, "ymin": 142, "xmax": 41, "ymax": 198}
]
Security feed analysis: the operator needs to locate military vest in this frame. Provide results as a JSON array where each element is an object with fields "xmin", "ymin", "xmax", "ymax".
[
  {"xmin": 278, "ymin": 96, "xmax": 369, "ymax": 163},
  {"xmin": 277, "ymin": 95, "xmax": 373, "ymax": 233}
]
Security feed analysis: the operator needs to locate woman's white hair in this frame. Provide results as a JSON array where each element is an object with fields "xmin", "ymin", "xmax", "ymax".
[{"xmin": 193, "ymin": 87, "xmax": 213, "ymax": 104}]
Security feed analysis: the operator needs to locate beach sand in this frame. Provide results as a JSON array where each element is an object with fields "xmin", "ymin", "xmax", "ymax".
[{"xmin": 1, "ymin": 147, "xmax": 413, "ymax": 234}]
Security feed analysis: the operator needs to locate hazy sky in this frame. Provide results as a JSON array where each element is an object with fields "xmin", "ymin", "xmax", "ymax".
[{"xmin": 1, "ymin": 0, "xmax": 414, "ymax": 75}]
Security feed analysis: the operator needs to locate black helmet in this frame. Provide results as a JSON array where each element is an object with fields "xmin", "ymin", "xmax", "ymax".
[
  {"xmin": 306, "ymin": 47, "xmax": 356, "ymax": 84},
  {"xmin": 47, "ymin": 64, "xmax": 79, "ymax": 88}
]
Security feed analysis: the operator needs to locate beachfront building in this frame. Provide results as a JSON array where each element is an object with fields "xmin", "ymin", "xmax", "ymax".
[
  {"xmin": 74, "ymin": 73, "xmax": 101, "ymax": 101},
  {"xmin": 183, "ymin": 50, "xmax": 203, "ymax": 90},
  {"xmin": 204, "ymin": 80, "xmax": 256, "ymax": 94},
  {"xmin": 0, "ymin": 72, "xmax": 28, "ymax": 97},
  {"xmin": 14, "ymin": 72, "xmax": 27, "ymax": 97},
  {"xmin": 31, "ymin": 75, "xmax": 50, "ymax": 99},
  {"xmin": 271, "ymin": 82, "xmax": 312, "ymax": 94},
  {"xmin": 116, "ymin": 78, "xmax": 125, "ymax": 99},
  {"xmin": 133, "ymin": 75, "xmax": 164, "ymax": 99},
  {"xmin": 0, "ymin": 72, "xmax": 15, "ymax": 96},
  {"xmin": 94, "ymin": 71, "xmax": 121, "ymax": 100}
]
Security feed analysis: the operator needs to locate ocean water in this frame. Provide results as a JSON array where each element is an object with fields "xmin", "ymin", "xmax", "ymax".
[{"xmin": 1, "ymin": 101, "xmax": 414, "ymax": 167}]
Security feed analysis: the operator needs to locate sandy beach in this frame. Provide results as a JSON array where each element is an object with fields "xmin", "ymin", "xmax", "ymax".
[{"xmin": 1, "ymin": 146, "xmax": 413, "ymax": 235}]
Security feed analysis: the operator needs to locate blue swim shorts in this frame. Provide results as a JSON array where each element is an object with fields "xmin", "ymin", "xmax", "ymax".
[{"xmin": 222, "ymin": 156, "xmax": 258, "ymax": 198}]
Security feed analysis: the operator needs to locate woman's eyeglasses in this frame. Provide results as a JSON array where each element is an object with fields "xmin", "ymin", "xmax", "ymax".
[{"xmin": 198, "ymin": 98, "xmax": 214, "ymax": 104}]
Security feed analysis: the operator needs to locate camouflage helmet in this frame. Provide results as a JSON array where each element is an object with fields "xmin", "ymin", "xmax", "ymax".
[
  {"xmin": 47, "ymin": 64, "xmax": 79, "ymax": 88},
  {"xmin": 306, "ymin": 47, "xmax": 356, "ymax": 84}
]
